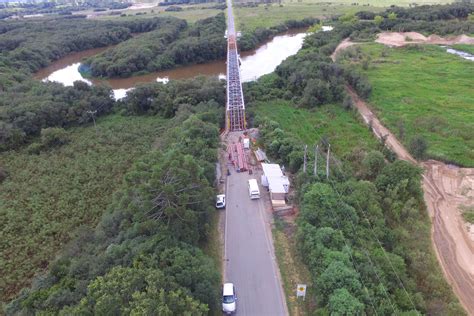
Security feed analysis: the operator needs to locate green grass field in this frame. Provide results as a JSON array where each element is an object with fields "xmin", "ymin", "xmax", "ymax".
[
  {"xmin": 252, "ymin": 99, "xmax": 378, "ymax": 158},
  {"xmin": 0, "ymin": 114, "xmax": 168, "ymax": 301},
  {"xmin": 96, "ymin": 0, "xmax": 452, "ymax": 30},
  {"xmin": 353, "ymin": 43, "xmax": 474, "ymax": 166},
  {"xmin": 234, "ymin": 3, "xmax": 365, "ymax": 31},
  {"xmin": 95, "ymin": 4, "xmax": 223, "ymax": 23}
]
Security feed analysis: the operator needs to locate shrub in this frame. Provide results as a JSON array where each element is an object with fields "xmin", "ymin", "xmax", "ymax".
[
  {"xmin": 0, "ymin": 166, "xmax": 8, "ymax": 183},
  {"xmin": 409, "ymin": 135, "xmax": 428, "ymax": 160},
  {"xmin": 342, "ymin": 94, "xmax": 354, "ymax": 110},
  {"xmin": 41, "ymin": 128, "xmax": 69, "ymax": 147},
  {"xmin": 26, "ymin": 142, "xmax": 43, "ymax": 155},
  {"xmin": 361, "ymin": 150, "xmax": 386, "ymax": 180}
]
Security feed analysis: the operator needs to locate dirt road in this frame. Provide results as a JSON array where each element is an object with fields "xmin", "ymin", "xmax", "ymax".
[{"xmin": 346, "ymin": 87, "xmax": 474, "ymax": 315}]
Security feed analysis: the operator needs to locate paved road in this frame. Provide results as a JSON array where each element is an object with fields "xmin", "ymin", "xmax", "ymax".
[{"xmin": 224, "ymin": 134, "xmax": 288, "ymax": 315}]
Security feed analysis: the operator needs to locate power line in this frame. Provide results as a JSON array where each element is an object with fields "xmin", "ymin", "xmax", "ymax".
[
  {"xmin": 313, "ymin": 145, "xmax": 419, "ymax": 313},
  {"xmin": 287, "ymin": 96, "xmax": 417, "ymax": 313},
  {"xmin": 314, "ymin": 187, "xmax": 383, "ymax": 315},
  {"xmin": 306, "ymin": 143, "xmax": 415, "ymax": 312}
]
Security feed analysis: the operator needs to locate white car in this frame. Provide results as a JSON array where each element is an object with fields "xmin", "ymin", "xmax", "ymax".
[
  {"xmin": 216, "ymin": 194, "xmax": 226, "ymax": 209},
  {"xmin": 222, "ymin": 283, "xmax": 237, "ymax": 314}
]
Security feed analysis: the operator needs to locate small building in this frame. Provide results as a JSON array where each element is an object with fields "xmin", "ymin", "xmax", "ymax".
[{"xmin": 261, "ymin": 163, "xmax": 290, "ymax": 206}]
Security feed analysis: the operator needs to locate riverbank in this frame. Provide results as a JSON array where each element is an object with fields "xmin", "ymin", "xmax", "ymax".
[{"xmin": 36, "ymin": 28, "xmax": 308, "ymax": 99}]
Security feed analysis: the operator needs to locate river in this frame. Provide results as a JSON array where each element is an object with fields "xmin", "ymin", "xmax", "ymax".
[
  {"xmin": 445, "ymin": 47, "xmax": 474, "ymax": 61},
  {"xmin": 35, "ymin": 29, "xmax": 309, "ymax": 99}
]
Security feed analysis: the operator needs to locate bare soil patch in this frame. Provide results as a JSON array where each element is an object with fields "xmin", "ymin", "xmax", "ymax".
[{"xmin": 375, "ymin": 32, "xmax": 474, "ymax": 47}]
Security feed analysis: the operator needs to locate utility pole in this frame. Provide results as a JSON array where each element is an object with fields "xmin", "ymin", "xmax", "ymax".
[
  {"xmin": 314, "ymin": 145, "xmax": 318, "ymax": 176},
  {"xmin": 326, "ymin": 144, "xmax": 330, "ymax": 179},
  {"xmin": 86, "ymin": 110, "xmax": 98, "ymax": 135},
  {"xmin": 303, "ymin": 144, "xmax": 307, "ymax": 174}
]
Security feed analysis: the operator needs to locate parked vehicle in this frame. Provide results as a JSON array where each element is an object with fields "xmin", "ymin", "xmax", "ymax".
[
  {"xmin": 222, "ymin": 283, "xmax": 237, "ymax": 314},
  {"xmin": 248, "ymin": 179, "xmax": 260, "ymax": 199},
  {"xmin": 216, "ymin": 194, "xmax": 226, "ymax": 209}
]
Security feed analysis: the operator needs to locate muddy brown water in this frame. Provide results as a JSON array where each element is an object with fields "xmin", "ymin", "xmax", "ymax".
[{"xmin": 35, "ymin": 28, "xmax": 308, "ymax": 99}]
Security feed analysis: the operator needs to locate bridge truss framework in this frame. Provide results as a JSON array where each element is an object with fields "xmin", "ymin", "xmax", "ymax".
[{"xmin": 226, "ymin": 0, "xmax": 246, "ymax": 131}]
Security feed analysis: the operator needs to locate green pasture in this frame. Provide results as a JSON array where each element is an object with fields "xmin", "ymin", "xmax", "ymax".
[{"xmin": 357, "ymin": 43, "xmax": 474, "ymax": 166}]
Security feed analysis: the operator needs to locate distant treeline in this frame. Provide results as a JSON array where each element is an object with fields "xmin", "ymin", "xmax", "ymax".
[
  {"xmin": 348, "ymin": 3, "xmax": 474, "ymax": 37},
  {"xmin": 0, "ymin": 1, "xmax": 132, "ymax": 18},
  {"xmin": 159, "ymin": 0, "xmax": 225, "ymax": 6},
  {"xmin": 85, "ymin": 13, "xmax": 227, "ymax": 78},
  {"xmin": 5, "ymin": 77, "xmax": 226, "ymax": 315}
]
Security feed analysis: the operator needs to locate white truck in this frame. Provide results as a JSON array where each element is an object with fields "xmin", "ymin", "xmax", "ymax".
[{"xmin": 248, "ymin": 179, "xmax": 260, "ymax": 199}]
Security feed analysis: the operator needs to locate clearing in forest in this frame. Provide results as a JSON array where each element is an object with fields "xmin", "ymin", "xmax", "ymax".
[{"xmin": 253, "ymin": 99, "xmax": 378, "ymax": 157}]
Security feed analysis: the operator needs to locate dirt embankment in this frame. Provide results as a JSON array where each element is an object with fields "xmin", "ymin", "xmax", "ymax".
[
  {"xmin": 346, "ymin": 87, "xmax": 474, "ymax": 315},
  {"xmin": 375, "ymin": 32, "xmax": 474, "ymax": 47},
  {"xmin": 331, "ymin": 32, "xmax": 474, "ymax": 61}
]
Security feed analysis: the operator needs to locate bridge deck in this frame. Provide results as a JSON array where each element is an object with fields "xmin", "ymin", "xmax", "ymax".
[{"xmin": 226, "ymin": 0, "xmax": 245, "ymax": 131}]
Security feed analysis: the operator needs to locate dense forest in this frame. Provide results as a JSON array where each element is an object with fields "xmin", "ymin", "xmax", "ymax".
[
  {"xmin": 0, "ymin": 12, "xmax": 225, "ymax": 311},
  {"xmin": 4, "ymin": 76, "xmax": 225, "ymax": 314},
  {"xmin": 85, "ymin": 13, "xmax": 227, "ymax": 78},
  {"xmin": 243, "ymin": 3, "xmax": 473, "ymax": 314}
]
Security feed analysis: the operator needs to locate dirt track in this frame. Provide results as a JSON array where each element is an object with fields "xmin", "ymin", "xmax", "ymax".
[{"xmin": 346, "ymin": 87, "xmax": 474, "ymax": 315}]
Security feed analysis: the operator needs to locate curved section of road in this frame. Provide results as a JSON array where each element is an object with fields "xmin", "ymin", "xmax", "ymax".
[
  {"xmin": 222, "ymin": 132, "xmax": 288, "ymax": 316},
  {"xmin": 347, "ymin": 87, "xmax": 474, "ymax": 315}
]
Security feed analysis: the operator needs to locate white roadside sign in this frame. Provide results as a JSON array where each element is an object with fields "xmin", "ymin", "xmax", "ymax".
[{"xmin": 296, "ymin": 284, "xmax": 307, "ymax": 300}]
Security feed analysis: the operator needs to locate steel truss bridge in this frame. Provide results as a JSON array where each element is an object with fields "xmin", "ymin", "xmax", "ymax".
[{"xmin": 226, "ymin": 0, "xmax": 246, "ymax": 131}]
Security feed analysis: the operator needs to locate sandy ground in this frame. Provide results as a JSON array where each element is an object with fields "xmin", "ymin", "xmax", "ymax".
[
  {"xmin": 375, "ymin": 32, "xmax": 474, "ymax": 47},
  {"xmin": 346, "ymin": 87, "xmax": 474, "ymax": 315},
  {"xmin": 331, "ymin": 32, "xmax": 474, "ymax": 60}
]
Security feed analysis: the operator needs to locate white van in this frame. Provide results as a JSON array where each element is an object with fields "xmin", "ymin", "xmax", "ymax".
[
  {"xmin": 222, "ymin": 283, "xmax": 237, "ymax": 314},
  {"xmin": 248, "ymin": 179, "xmax": 260, "ymax": 199}
]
